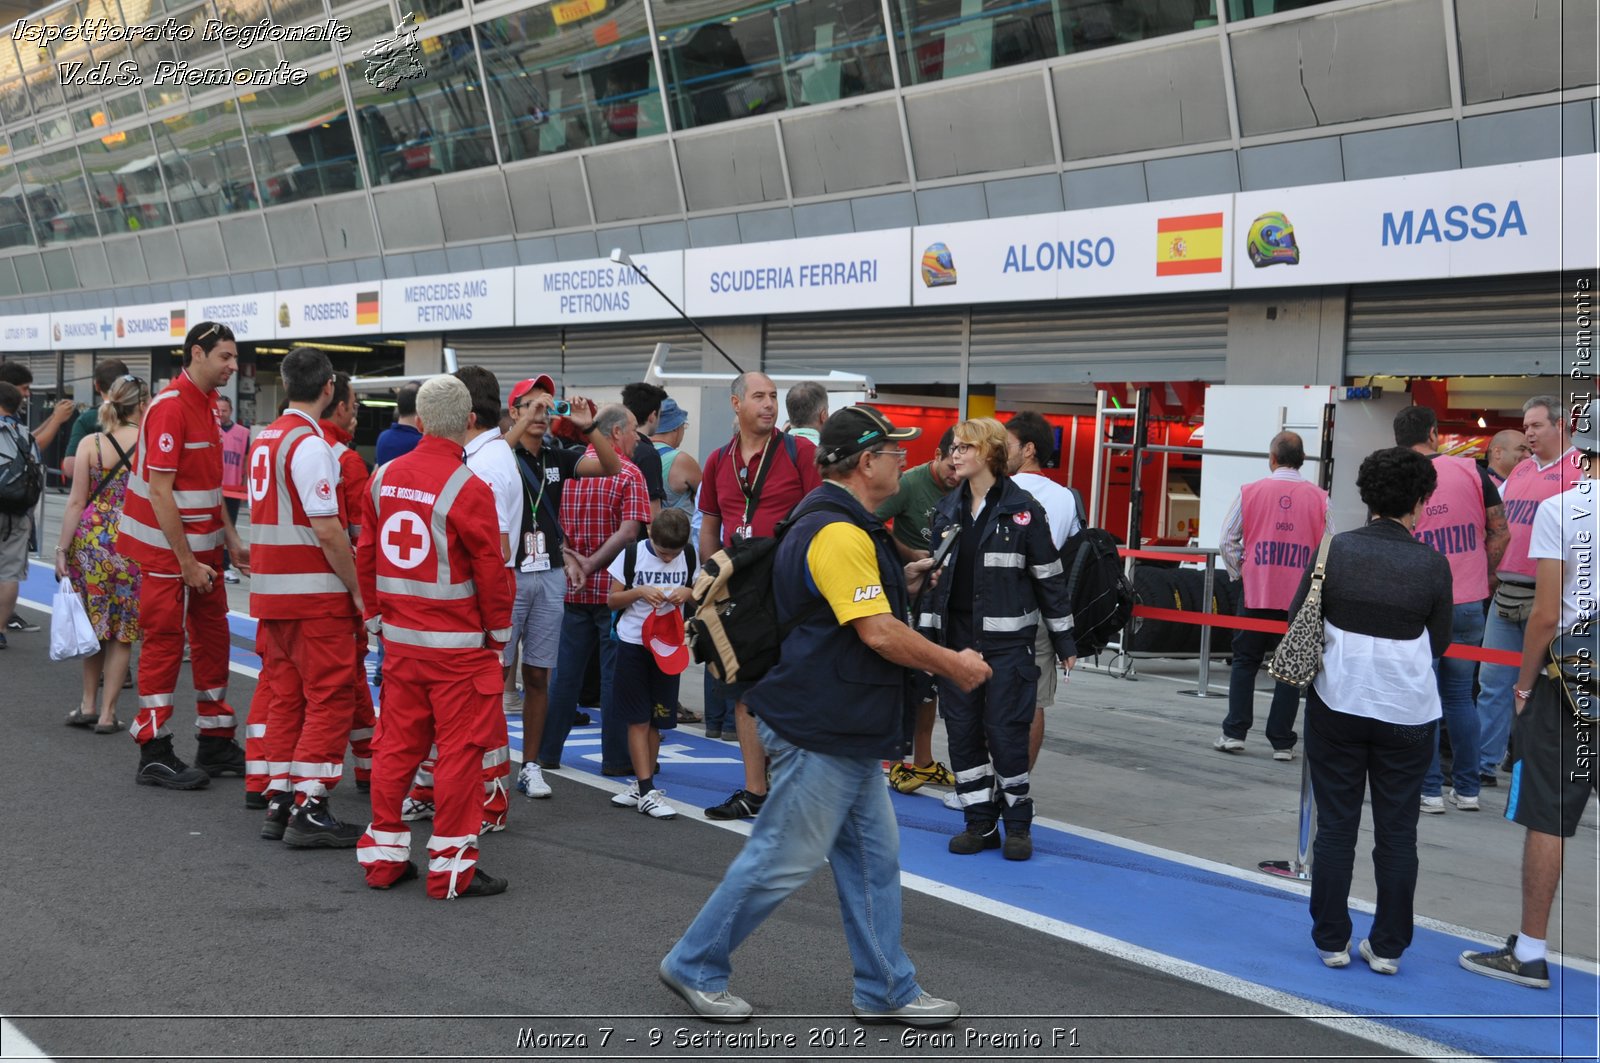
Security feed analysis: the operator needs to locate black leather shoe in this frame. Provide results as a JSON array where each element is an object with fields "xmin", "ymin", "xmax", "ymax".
[
  {"xmin": 244, "ymin": 791, "xmax": 269, "ymax": 810},
  {"xmin": 369, "ymin": 861, "xmax": 418, "ymax": 890},
  {"xmin": 456, "ymin": 869, "xmax": 508, "ymax": 898},
  {"xmin": 260, "ymin": 793, "xmax": 295, "ymax": 840},
  {"xmin": 195, "ymin": 736, "xmax": 246, "ymax": 777},
  {"xmin": 283, "ymin": 798, "xmax": 364, "ymax": 848}
]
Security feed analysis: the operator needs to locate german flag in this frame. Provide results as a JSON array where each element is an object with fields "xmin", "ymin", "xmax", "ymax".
[
  {"xmin": 1155, "ymin": 213, "xmax": 1224, "ymax": 276},
  {"xmin": 356, "ymin": 290, "xmax": 380, "ymax": 326},
  {"xmin": 169, "ymin": 308, "xmax": 186, "ymax": 337}
]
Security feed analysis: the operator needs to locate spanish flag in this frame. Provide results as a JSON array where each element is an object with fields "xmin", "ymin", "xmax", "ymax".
[
  {"xmin": 169, "ymin": 308, "xmax": 186, "ymax": 337},
  {"xmin": 1155, "ymin": 213, "xmax": 1224, "ymax": 276},
  {"xmin": 356, "ymin": 290, "xmax": 380, "ymax": 326}
]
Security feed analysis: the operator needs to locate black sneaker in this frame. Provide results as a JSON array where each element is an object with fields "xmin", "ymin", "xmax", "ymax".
[
  {"xmin": 356, "ymin": 778, "xmax": 370, "ymax": 794},
  {"xmin": 1002, "ymin": 825, "xmax": 1033, "ymax": 862},
  {"xmin": 260, "ymin": 793, "xmax": 295, "ymax": 840},
  {"xmin": 949, "ymin": 825, "xmax": 1001, "ymax": 855},
  {"xmin": 7, "ymin": 615, "xmax": 40, "ymax": 632},
  {"xmin": 194, "ymin": 736, "xmax": 246, "ymax": 777},
  {"xmin": 1480, "ymin": 772, "xmax": 1499, "ymax": 788},
  {"xmin": 244, "ymin": 790, "xmax": 269, "ymax": 811},
  {"xmin": 1459, "ymin": 935, "xmax": 1551, "ymax": 989},
  {"xmin": 136, "ymin": 737, "xmax": 211, "ymax": 790},
  {"xmin": 368, "ymin": 861, "xmax": 418, "ymax": 890},
  {"xmin": 456, "ymin": 868, "xmax": 508, "ymax": 898},
  {"xmin": 282, "ymin": 798, "xmax": 365, "ymax": 848},
  {"xmin": 705, "ymin": 789, "xmax": 766, "ymax": 821}
]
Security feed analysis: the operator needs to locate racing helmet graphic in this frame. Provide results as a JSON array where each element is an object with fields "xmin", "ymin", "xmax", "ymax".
[
  {"xmin": 1246, "ymin": 211, "xmax": 1299, "ymax": 267},
  {"xmin": 920, "ymin": 242, "xmax": 957, "ymax": 287}
]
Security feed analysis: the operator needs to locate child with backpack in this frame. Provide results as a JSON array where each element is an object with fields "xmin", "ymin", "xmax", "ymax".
[{"xmin": 606, "ymin": 507, "xmax": 696, "ymax": 819}]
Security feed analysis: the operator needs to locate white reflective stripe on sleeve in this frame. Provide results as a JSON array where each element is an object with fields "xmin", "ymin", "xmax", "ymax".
[
  {"xmin": 183, "ymin": 441, "xmax": 213, "ymax": 449},
  {"xmin": 381, "ymin": 624, "xmax": 487, "ymax": 650},
  {"xmin": 982, "ymin": 552, "xmax": 1025, "ymax": 568},
  {"xmin": 195, "ymin": 715, "xmax": 232, "ymax": 729},
  {"xmin": 139, "ymin": 694, "xmax": 174, "ymax": 709},
  {"xmin": 290, "ymin": 761, "xmax": 344, "ymax": 779},
  {"xmin": 198, "ymin": 687, "xmax": 228, "ymax": 701},
  {"xmin": 1045, "ymin": 614, "xmax": 1074, "ymax": 633},
  {"xmin": 997, "ymin": 771, "xmax": 1030, "ymax": 790},
  {"xmin": 348, "ymin": 728, "xmax": 373, "ymax": 742},
  {"xmin": 488, "ymin": 628, "xmax": 513, "ymax": 643},
  {"xmin": 982, "ymin": 609, "xmax": 1041, "ymax": 633},
  {"xmin": 245, "ymin": 724, "xmax": 267, "ymax": 738},
  {"xmin": 917, "ymin": 612, "xmax": 943, "ymax": 630},
  {"xmin": 376, "ymin": 576, "xmax": 478, "ymax": 600},
  {"xmin": 1031, "ymin": 559, "xmax": 1064, "ymax": 579},
  {"xmin": 954, "ymin": 763, "xmax": 994, "ymax": 785}
]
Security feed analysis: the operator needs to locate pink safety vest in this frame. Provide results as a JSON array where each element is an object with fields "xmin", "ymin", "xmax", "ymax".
[
  {"xmin": 1414, "ymin": 453, "xmax": 1489, "ymax": 604},
  {"xmin": 1497, "ymin": 449, "xmax": 1583, "ymax": 582},
  {"xmin": 1240, "ymin": 477, "xmax": 1328, "ymax": 611}
]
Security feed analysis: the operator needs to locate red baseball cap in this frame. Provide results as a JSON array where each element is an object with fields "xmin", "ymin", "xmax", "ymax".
[
  {"xmin": 642, "ymin": 607, "xmax": 691, "ymax": 675},
  {"xmin": 509, "ymin": 374, "xmax": 557, "ymax": 408}
]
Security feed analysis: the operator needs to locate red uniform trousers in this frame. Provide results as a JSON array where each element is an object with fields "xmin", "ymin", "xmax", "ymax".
[
  {"xmin": 349, "ymin": 622, "xmax": 376, "ymax": 785},
  {"xmin": 406, "ymin": 736, "xmax": 510, "ymax": 825},
  {"xmin": 244, "ymin": 628, "xmax": 273, "ymax": 797},
  {"xmin": 131, "ymin": 551, "xmax": 236, "ymax": 746},
  {"xmin": 359, "ymin": 651, "xmax": 501, "ymax": 898},
  {"xmin": 259, "ymin": 615, "xmax": 359, "ymax": 800}
]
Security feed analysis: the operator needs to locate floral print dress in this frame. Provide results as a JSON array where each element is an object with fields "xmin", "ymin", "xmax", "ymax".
[{"xmin": 68, "ymin": 434, "xmax": 141, "ymax": 643}]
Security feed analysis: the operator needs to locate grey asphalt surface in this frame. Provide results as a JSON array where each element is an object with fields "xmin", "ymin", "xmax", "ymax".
[{"xmin": 0, "ymin": 609, "xmax": 1401, "ymax": 1063}]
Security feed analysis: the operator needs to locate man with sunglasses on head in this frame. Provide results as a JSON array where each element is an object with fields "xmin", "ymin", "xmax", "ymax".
[{"xmin": 118, "ymin": 321, "xmax": 251, "ymax": 790}]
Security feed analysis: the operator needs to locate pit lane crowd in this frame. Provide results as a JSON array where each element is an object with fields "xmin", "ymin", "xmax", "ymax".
[{"xmin": 0, "ymin": 321, "xmax": 1592, "ymax": 1027}]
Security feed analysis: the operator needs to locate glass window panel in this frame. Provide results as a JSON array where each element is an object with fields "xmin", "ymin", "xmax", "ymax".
[
  {"xmin": 17, "ymin": 144, "xmax": 101, "ymax": 243},
  {"xmin": 81, "ymin": 121, "xmax": 175, "ymax": 232},
  {"xmin": 39, "ymin": 112, "xmax": 75, "ymax": 143},
  {"xmin": 150, "ymin": 99, "xmax": 258, "ymax": 219},
  {"xmin": 890, "ymin": 0, "xmax": 1214, "ymax": 86},
  {"xmin": 655, "ymin": 0, "xmax": 894, "ymax": 130},
  {"xmin": 266, "ymin": 0, "xmax": 330, "ymax": 28},
  {"xmin": 1226, "ymin": 1, "xmax": 1329, "ymax": 19},
  {"xmin": 239, "ymin": 64, "xmax": 361, "ymax": 204},
  {"xmin": 10, "ymin": 124, "xmax": 39, "ymax": 150},
  {"xmin": 105, "ymin": 88, "xmax": 145, "ymax": 119},
  {"xmin": 0, "ymin": 163, "xmax": 36, "ymax": 248},
  {"xmin": 344, "ymin": 24, "xmax": 496, "ymax": 182},
  {"xmin": 165, "ymin": 1, "xmax": 230, "ymax": 69},
  {"xmin": 477, "ymin": 0, "xmax": 660, "ymax": 160},
  {"xmin": 0, "ymin": 76, "xmax": 29, "ymax": 123}
]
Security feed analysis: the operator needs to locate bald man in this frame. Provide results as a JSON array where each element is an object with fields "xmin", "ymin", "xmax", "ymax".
[{"xmin": 1486, "ymin": 430, "xmax": 1530, "ymax": 487}]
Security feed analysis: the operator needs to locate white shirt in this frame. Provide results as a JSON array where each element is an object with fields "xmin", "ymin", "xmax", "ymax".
[
  {"xmin": 284, "ymin": 409, "xmax": 340, "ymax": 519},
  {"xmin": 464, "ymin": 431, "xmax": 523, "ymax": 569},
  {"xmin": 1314, "ymin": 625, "xmax": 1442, "ymax": 727},
  {"xmin": 1529, "ymin": 479, "xmax": 1600, "ymax": 631},
  {"xmin": 1011, "ymin": 471, "xmax": 1080, "ymax": 550},
  {"xmin": 607, "ymin": 541, "xmax": 692, "ymax": 644}
]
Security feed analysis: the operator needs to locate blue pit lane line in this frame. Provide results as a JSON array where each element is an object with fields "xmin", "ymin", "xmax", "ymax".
[{"xmin": 19, "ymin": 561, "xmax": 1599, "ymax": 1058}]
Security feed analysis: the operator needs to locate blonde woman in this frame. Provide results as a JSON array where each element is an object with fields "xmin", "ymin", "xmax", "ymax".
[{"xmin": 55, "ymin": 375, "xmax": 147, "ymax": 732}]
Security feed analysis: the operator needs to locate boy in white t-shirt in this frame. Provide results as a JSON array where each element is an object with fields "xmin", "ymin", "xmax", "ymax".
[{"xmin": 605, "ymin": 508, "xmax": 696, "ymax": 819}]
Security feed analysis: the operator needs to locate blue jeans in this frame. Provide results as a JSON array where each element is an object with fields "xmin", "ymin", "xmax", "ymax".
[
  {"xmin": 1424, "ymin": 600, "xmax": 1485, "ymax": 798},
  {"xmin": 1475, "ymin": 604, "xmax": 1527, "ymax": 777},
  {"xmin": 539, "ymin": 604, "xmax": 626, "ymax": 771},
  {"xmin": 1223, "ymin": 606, "xmax": 1302, "ymax": 750},
  {"xmin": 662, "ymin": 720, "xmax": 923, "ymax": 1011},
  {"xmin": 703, "ymin": 671, "xmax": 735, "ymax": 732}
]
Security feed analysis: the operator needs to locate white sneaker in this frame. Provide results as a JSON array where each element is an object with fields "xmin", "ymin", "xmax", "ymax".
[
  {"xmin": 942, "ymin": 790, "xmax": 961, "ymax": 811},
  {"xmin": 480, "ymin": 818, "xmax": 506, "ymax": 834},
  {"xmin": 222, "ymin": 568, "xmax": 240, "ymax": 584},
  {"xmin": 611, "ymin": 781, "xmax": 640, "ymax": 808},
  {"xmin": 1447, "ymin": 790, "xmax": 1480, "ymax": 811},
  {"xmin": 1212, "ymin": 735, "xmax": 1245, "ymax": 754},
  {"xmin": 516, "ymin": 762, "xmax": 551, "ymax": 799},
  {"xmin": 1359, "ymin": 938, "xmax": 1399, "ymax": 975},
  {"xmin": 1272, "ymin": 748, "xmax": 1295, "ymax": 761},
  {"xmin": 636, "ymin": 788, "xmax": 678, "ymax": 819},
  {"xmin": 1319, "ymin": 941, "xmax": 1351, "ymax": 968},
  {"xmin": 400, "ymin": 797, "xmax": 434, "ymax": 821},
  {"xmin": 1420, "ymin": 795, "xmax": 1445, "ymax": 815}
]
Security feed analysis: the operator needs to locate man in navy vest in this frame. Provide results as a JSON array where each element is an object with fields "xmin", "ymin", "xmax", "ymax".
[{"xmin": 659, "ymin": 405, "xmax": 991, "ymax": 1027}]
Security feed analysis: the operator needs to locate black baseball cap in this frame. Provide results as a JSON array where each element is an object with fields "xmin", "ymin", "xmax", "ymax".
[{"xmin": 817, "ymin": 404, "xmax": 920, "ymax": 467}]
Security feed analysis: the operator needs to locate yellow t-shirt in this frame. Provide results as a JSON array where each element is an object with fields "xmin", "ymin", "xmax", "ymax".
[{"xmin": 806, "ymin": 521, "xmax": 892, "ymax": 624}]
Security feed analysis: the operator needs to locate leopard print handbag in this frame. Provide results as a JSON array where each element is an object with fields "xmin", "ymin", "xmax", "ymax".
[{"xmin": 1268, "ymin": 532, "xmax": 1334, "ymax": 689}]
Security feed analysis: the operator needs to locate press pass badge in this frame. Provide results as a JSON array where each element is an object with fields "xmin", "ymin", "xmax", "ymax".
[
  {"xmin": 733, "ymin": 524, "xmax": 753, "ymax": 542},
  {"xmin": 521, "ymin": 530, "xmax": 551, "ymax": 573}
]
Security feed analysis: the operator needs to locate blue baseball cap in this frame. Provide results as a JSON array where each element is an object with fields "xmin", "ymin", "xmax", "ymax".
[{"xmin": 657, "ymin": 397, "xmax": 688, "ymax": 433}]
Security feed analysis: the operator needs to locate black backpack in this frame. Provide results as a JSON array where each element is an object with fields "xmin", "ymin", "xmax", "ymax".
[
  {"xmin": 1059, "ymin": 489, "xmax": 1138, "ymax": 657},
  {"xmin": 0, "ymin": 419, "xmax": 43, "ymax": 517}
]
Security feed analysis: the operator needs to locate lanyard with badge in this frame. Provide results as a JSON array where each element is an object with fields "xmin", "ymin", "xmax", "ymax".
[
  {"xmin": 517, "ymin": 450, "xmax": 553, "ymax": 573},
  {"xmin": 732, "ymin": 436, "xmax": 780, "ymax": 542}
]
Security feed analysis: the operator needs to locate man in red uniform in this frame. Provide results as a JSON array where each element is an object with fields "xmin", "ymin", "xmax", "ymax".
[
  {"xmin": 356, "ymin": 375, "xmax": 513, "ymax": 899},
  {"xmin": 118, "ymin": 321, "xmax": 250, "ymax": 789},
  {"xmin": 250, "ymin": 347, "xmax": 366, "ymax": 846},
  {"xmin": 321, "ymin": 371, "xmax": 376, "ymax": 793}
]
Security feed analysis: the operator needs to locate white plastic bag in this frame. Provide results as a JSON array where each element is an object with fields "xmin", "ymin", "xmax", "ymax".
[{"xmin": 50, "ymin": 577, "xmax": 100, "ymax": 661}]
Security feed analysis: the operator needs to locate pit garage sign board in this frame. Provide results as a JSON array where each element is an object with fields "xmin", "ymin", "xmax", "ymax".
[
  {"xmin": 0, "ymin": 313, "xmax": 50, "ymax": 352},
  {"xmin": 275, "ymin": 283, "xmax": 385, "ymax": 339},
  {"xmin": 684, "ymin": 230, "xmax": 913, "ymax": 317},
  {"xmin": 112, "ymin": 301, "xmax": 187, "ymax": 349},
  {"xmin": 188, "ymin": 295, "xmax": 276, "ymax": 342},
  {"xmin": 516, "ymin": 253, "xmax": 685, "ymax": 326},
  {"xmin": 1232, "ymin": 155, "xmax": 1599, "ymax": 288},
  {"xmin": 912, "ymin": 195, "xmax": 1234, "ymax": 306},
  {"xmin": 381, "ymin": 268, "xmax": 516, "ymax": 332},
  {"xmin": 47, "ymin": 308, "xmax": 112, "ymax": 351}
]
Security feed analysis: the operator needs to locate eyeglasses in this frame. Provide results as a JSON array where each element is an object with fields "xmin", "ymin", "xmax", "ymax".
[
  {"xmin": 868, "ymin": 447, "xmax": 908, "ymax": 464},
  {"xmin": 949, "ymin": 442, "xmax": 977, "ymax": 455}
]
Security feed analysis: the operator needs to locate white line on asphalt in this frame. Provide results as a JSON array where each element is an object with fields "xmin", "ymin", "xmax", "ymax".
[{"xmin": 1, "ymin": 1017, "xmax": 53, "ymax": 1060}]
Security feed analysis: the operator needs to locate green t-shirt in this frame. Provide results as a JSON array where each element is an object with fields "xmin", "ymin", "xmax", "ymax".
[
  {"xmin": 875, "ymin": 462, "xmax": 951, "ymax": 552},
  {"xmin": 64, "ymin": 405, "xmax": 100, "ymax": 457}
]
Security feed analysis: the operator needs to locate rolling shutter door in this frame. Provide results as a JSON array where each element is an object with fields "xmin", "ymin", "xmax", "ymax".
[
  {"xmin": 557, "ymin": 322, "xmax": 702, "ymax": 390},
  {"xmin": 1345, "ymin": 273, "xmax": 1571, "ymax": 377},
  {"xmin": 969, "ymin": 295, "xmax": 1228, "ymax": 385},
  {"xmin": 763, "ymin": 310, "xmax": 965, "ymax": 386},
  {"xmin": 443, "ymin": 328, "xmax": 564, "ymax": 400}
]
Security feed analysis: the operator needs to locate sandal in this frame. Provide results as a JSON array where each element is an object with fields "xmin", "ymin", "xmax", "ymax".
[
  {"xmin": 65, "ymin": 710, "xmax": 98, "ymax": 728},
  {"xmin": 93, "ymin": 719, "xmax": 124, "ymax": 734}
]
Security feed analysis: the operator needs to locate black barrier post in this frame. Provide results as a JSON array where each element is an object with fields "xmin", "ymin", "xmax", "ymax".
[{"xmin": 1318, "ymin": 402, "xmax": 1336, "ymax": 492}]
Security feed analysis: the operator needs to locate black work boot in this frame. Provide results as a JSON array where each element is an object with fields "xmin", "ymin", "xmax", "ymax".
[
  {"xmin": 260, "ymin": 793, "xmax": 295, "ymax": 840},
  {"xmin": 136, "ymin": 736, "xmax": 210, "ymax": 790},
  {"xmin": 948, "ymin": 820, "xmax": 1001, "ymax": 855},
  {"xmin": 194, "ymin": 735, "xmax": 246, "ymax": 777},
  {"xmin": 244, "ymin": 790, "xmax": 269, "ymax": 810},
  {"xmin": 1002, "ymin": 823, "xmax": 1033, "ymax": 861},
  {"xmin": 282, "ymin": 797, "xmax": 365, "ymax": 848}
]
